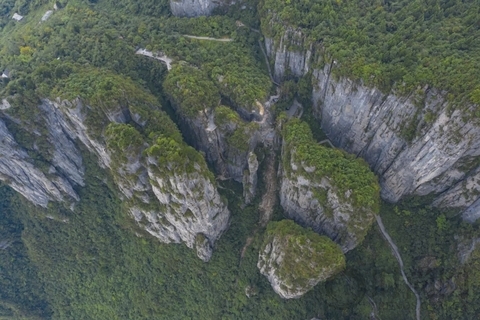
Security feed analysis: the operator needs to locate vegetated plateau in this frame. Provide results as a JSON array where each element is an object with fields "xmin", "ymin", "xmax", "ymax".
[{"xmin": 0, "ymin": 0, "xmax": 479, "ymax": 319}]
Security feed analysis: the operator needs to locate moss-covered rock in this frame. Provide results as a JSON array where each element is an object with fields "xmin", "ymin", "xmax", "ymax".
[
  {"xmin": 279, "ymin": 119, "xmax": 380, "ymax": 251},
  {"xmin": 258, "ymin": 220, "xmax": 345, "ymax": 299}
]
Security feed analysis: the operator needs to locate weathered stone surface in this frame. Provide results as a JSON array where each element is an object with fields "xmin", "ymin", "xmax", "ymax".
[
  {"xmin": 243, "ymin": 151, "xmax": 258, "ymax": 204},
  {"xmin": 258, "ymin": 220, "xmax": 345, "ymax": 299},
  {"xmin": 279, "ymin": 120, "xmax": 379, "ymax": 252},
  {"xmin": 173, "ymin": 105, "xmax": 260, "ymax": 196},
  {"xmin": 279, "ymin": 156, "xmax": 376, "ymax": 252},
  {"xmin": 169, "ymin": 0, "xmax": 224, "ymax": 17},
  {"xmin": 312, "ymin": 66, "xmax": 480, "ymax": 220},
  {"xmin": 147, "ymin": 156, "xmax": 230, "ymax": 261},
  {"xmin": 265, "ymin": 23, "xmax": 480, "ymax": 221},
  {"xmin": 0, "ymin": 117, "xmax": 78, "ymax": 206},
  {"xmin": 1, "ymin": 97, "xmax": 230, "ymax": 261},
  {"xmin": 265, "ymin": 31, "xmax": 311, "ymax": 82}
]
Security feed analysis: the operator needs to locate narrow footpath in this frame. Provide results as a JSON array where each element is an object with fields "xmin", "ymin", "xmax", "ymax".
[
  {"xmin": 375, "ymin": 215, "xmax": 421, "ymax": 320},
  {"xmin": 182, "ymin": 35, "xmax": 233, "ymax": 42}
]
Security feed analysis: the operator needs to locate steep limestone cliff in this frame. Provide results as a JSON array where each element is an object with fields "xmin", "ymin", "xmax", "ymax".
[
  {"xmin": 169, "ymin": 0, "xmax": 226, "ymax": 17},
  {"xmin": 279, "ymin": 119, "xmax": 379, "ymax": 252},
  {"xmin": 258, "ymin": 220, "xmax": 345, "ymax": 299},
  {"xmin": 163, "ymin": 66, "xmax": 261, "ymax": 201},
  {"xmin": 264, "ymin": 28, "xmax": 311, "ymax": 82},
  {"xmin": 0, "ymin": 71, "xmax": 230, "ymax": 261},
  {"xmin": 146, "ymin": 137, "xmax": 230, "ymax": 261},
  {"xmin": 313, "ymin": 66, "xmax": 480, "ymax": 220},
  {"xmin": 0, "ymin": 116, "xmax": 79, "ymax": 206},
  {"xmin": 262, "ymin": 17, "xmax": 480, "ymax": 221}
]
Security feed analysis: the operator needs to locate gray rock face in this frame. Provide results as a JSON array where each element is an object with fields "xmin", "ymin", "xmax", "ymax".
[
  {"xmin": 243, "ymin": 151, "xmax": 258, "ymax": 204},
  {"xmin": 146, "ymin": 157, "xmax": 230, "ymax": 262},
  {"xmin": 175, "ymin": 106, "xmax": 260, "ymax": 196},
  {"xmin": 265, "ymin": 25, "xmax": 480, "ymax": 220},
  {"xmin": 265, "ymin": 31, "xmax": 312, "ymax": 82},
  {"xmin": 258, "ymin": 236, "xmax": 313, "ymax": 299},
  {"xmin": 258, "ymin": 220, "xmax": 345, "ymax": 299},
  {"xmin": 0, "ymin": 97, "xmax": 230, "ymax": 261},
  {"xmin": 0, "ymin": 117, "xmax": 78, "ymax": 206},
  {"xmin": 39, "ymin": 101, "xmax": 85, "ymax": 187},
  {"xmin": 279, "ymin": 149, "xmax": 375, "ymax": 252},
  {"xmin": 169, "ymin": 0, "xmax": 222, "ymax": 17},
  {"xmin": 312, "ymin": 66, "xmax": 480, "ymax": 219},
  {"xmin": 0, "ymin": 99, "xmax": 86, "ymax": 207}
]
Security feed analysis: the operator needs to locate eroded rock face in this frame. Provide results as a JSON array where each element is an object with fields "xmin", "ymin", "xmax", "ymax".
[
  {"xmin": 0, "ymin": 96, "xmax": 230, "ymax": 261},
  {"xmin": 280, "ymin": 172, "xmax": 374, "ymax": 252},
  {"xmin": 171, "ymin": 104, "xmax": 260, "ymax": 206},
  {"xmin": 263, "ymin": 18, "xmax": 480, "ymax": 221},
  {"xmin": 312, "ymin": 66, "xmax": 480, "ymax": 220},
  {"xmin": 265, "ymin": 30, "xmax": 311, "ymax": 82},
  {"xmin": 0, "ymin": 100, "xmax": 87, "ymax": 207},
  {"xmin": 169, "ymin": 0, "xmax": 223, "ymax": 17},
  {"xmin": 279, "ymin": 120, "xmax": 379, "ymax": 252},
  {"xmin": 145, "ymin": 143, "xmax": 230, "ymax": 262},
  {"xmin": 258, "ymin": 220, "xmax": 345, "ymax": 299},
  {"xmin": 243, "ymin": 151, "xmax": 258, "ymax": 204},
  {"xmin": 0, "ymin": 117, "xmax": 79, "ymax": 206}
]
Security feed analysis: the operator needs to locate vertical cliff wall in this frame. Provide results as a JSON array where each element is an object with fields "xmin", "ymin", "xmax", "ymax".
[
  {"xmin": 169, "ymin": 0, "xmax": 228, "ymax": 17},
  {"xmin": 0, "ymin": 88, "xmax": 230, "ymax": 261},
  {"xmin": 279, "ymin": 119, "xmax": 379, "ymax": 252},
  {"xmin": 258, "ymin": 220, "xmax": 345, "ymax": 299},
  {"xmin": 263, "ymin": 25, "xmax": 480, "ymax": 221}
]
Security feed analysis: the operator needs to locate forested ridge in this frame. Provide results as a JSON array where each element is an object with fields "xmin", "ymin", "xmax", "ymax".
[
  {"xmin": 0, "ymin": 0, "xmax": 479, "ymax": 319},
  {"xmin": 260, "ymin": 0, "xmax": 480, "ymax": 108}
]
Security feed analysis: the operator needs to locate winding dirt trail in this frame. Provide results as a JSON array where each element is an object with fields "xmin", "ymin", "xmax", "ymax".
[
  {"xmin": 375, "ymin": 215, "xmax": 421, "ymax": 320},
  {"xmin": 182, "ymin": 35, "xmax": 233, "ymax": 42}
]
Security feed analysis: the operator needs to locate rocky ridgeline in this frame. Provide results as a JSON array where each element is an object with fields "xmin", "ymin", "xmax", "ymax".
[
  {"xmin": 279, "ymin": 119, "xmax": 379, "ymax": 252},
  {"xmin": 258, "ymin": 220, "xmax": 345, "ymax": 299},
  {"xmin": 169, "ymin": 0, "xmax": 228, "ymax": 17},
  {"xmin": 163, "ymin": 65, "xmax": 265, "ymax": 204},
  {"xmin": 0, "ymin": 91, "xmax": 229, "ymax": 261},
  {"xmin": 262, "ymin": 19, "xmax": 480, "ymax": 222}
]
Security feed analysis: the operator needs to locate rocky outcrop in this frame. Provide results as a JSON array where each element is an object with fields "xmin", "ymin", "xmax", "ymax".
[
  {"xmin": 144, "ymin": 137, "xmax": 230, "ymax": 262},
  {"xmin": 172, "ymin": 103, "xmax": 260, "ymax": 198},
  {"xmin": 0, "ymin": 99, "xmax": 86, "ymax": 207},
  {"xmin": 169, "ymin": 0, "xmax": 225, "ymax": 17},
  {"xmin": 312, "ymin": 66, "xmax": 480, "ymax": 220},
  {"xmin": 0, "ymin": 117, "xmax": 79, "ymax": 206},
  {"xmin": 0, "ymin": 89, "xmax": 230, "ymax": 261},
  {"xmin": 258, "ymin": 220, "xmax": 345, "ymax": 299},
  {"xmin": 243, "ymin": 151, "xmax": 258, "ymax": 204},
  {"xmin": 262, "ymin": 17, "xmax": 480, "ymax": 221},
  {"xmin": 279, "ymin": 119, "xmax": 379, "ymax": 252},
  {"xmin": 264, "ymin": 30, "xmax": 312, "ymax": 82}
]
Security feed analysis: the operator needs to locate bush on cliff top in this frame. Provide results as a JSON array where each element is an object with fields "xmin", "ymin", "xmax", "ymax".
[
  {"xmin": 261, "ymin": 220, "xmax": 346, "ymax": 288},
  {"xmin": 259, "ymin": 0, "xmax": 480, "ymax": 106},
  {"xmin": 163, "ymin": 64, "xmax": 220, "ymax": 117},
  {"xmin": 282, "ymin": 118, "xmax": 380, "ymax": 211}
]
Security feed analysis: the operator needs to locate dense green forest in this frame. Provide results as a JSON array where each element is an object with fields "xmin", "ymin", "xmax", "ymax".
[
  {"xmin": 260, "ymin": 0, "xmax": 480, "ymax": 108},
  {"xmin": 0, "ymin": 0, "xmax": 480, "ymax": 319},
  {"xmin": 2, "ymin": 151, "xmax": 480, "ymax": 319}
]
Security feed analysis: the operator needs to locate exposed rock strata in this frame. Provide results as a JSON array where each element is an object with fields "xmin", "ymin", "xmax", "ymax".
[
  {"xmin": 279, "ymin": 120, "xmax": 379, "ymax": 252},
  {"xmin": 264, "ymin": 24, "xmax": 480, "ymax": 221},
  {"xmin": 0, "ymin": 96, "xmax": 229, "ymax": 261},
  {"xmin": 313, "ymin": 66, "xmax": 480, "ymax": 220},
  {"xmin": 0, "ymin": 117, "xmax": 78, "ymax": 206},
  {"xmin": 173, "ymin": 105, "xmax": 260, "ymax": 200},
  {"xmin": 258, "ymin": 220, "xmax": 345, "ymax": 299},
  {"xmin": 264, "ymin": 30, "xmax": 311, "ymax": 82},
  {"xmin": 169, "ymin": 0, "xmax": 226, "ymax": 17},
  {"xmin": 243, "ymin": 151, "xmax": 258, "ymax": 204}
]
